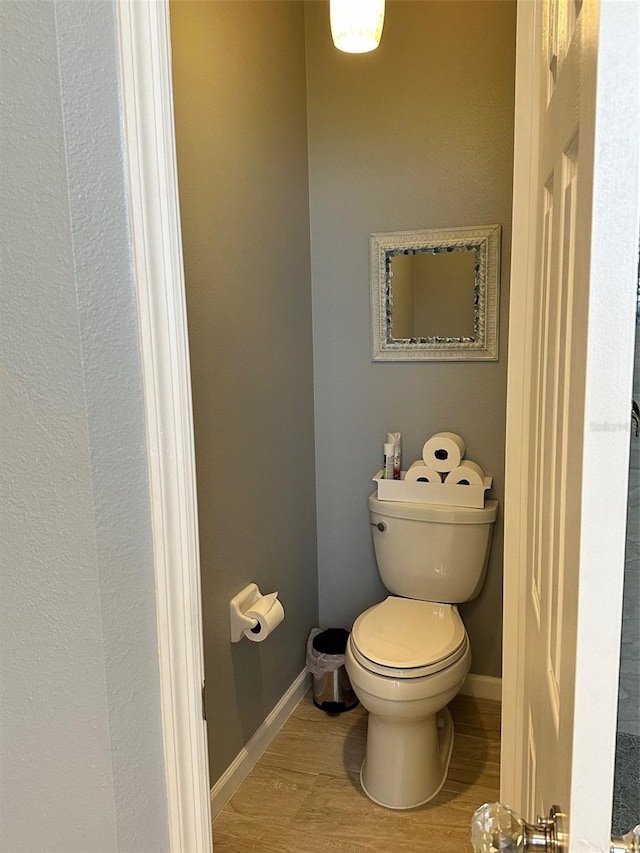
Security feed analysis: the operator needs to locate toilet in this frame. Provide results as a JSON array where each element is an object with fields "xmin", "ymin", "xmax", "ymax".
[{"xmin": 345, "ymin": 493, "xmax": 498, "ymax": 809}]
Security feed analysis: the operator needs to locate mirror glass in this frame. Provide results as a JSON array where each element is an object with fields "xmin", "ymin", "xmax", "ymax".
[
  {"xmin": 390, "ymin": 249, "xmax": 476, "ymax": 340},
  {"xmin": 370, "ymin": 225, "xmax": 500, "ymax": 361}
]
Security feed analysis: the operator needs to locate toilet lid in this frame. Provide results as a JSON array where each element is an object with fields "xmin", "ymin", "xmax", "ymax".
[{"xmin": 350, "ymin": 597, "xmax": 467, "ymax": 678}]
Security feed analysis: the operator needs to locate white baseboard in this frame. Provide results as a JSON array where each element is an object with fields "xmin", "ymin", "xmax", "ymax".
[
  {"xmin": 460, "ymin": 673, "xmax": 502, "ymax": 702},
  {"xmin": 210, "ymin": 668, "xmax": 311, "ymax": 819}
]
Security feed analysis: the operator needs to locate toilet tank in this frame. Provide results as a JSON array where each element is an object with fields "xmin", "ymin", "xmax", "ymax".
[{"xmin": 369, "ymin": 494, "xmax": 498, "ymax": 603}]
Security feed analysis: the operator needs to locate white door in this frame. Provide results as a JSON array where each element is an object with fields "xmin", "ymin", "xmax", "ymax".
[{"xmin": 501, "ymin": 0, "xmax": 639, "ymax": 849}]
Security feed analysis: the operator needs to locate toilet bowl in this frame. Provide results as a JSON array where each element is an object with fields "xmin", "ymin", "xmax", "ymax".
[
  {"xmin": 345, "ymin": 596, "xmax": 471, "ymax": 808},
  {"xmin": 345, "ymin": 494, "xmax": 498, "ymax": 809}
]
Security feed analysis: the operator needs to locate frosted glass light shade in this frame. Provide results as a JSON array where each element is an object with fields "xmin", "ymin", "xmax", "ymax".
[{"xmin": 330, "ymin": 0, "xmax": 385, "ymax": 54}]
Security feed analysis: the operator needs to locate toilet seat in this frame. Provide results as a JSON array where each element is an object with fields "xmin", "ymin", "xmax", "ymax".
[{"xmin": 350, "ymin": 597, "xmax": 467, "ymax": 679}]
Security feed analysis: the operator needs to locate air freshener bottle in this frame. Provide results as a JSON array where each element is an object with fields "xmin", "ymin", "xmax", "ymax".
[
  {"xmin": 383, "ymin": 442, "xmax": 395, "ymax": 479},
  {"xmin": 386, "ymin": 431, "xmax": 402, "ymax": 479}
]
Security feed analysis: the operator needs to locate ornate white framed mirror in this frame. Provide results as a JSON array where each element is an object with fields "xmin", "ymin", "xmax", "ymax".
[{"xmin": 370, "ymin": 224, "xmax": 501, "ymax": 361}]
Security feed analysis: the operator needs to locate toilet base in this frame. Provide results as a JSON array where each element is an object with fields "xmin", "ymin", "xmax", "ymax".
[{"xmin": 359, "ymin": 708, "xmax": 454, "ymax": 809}]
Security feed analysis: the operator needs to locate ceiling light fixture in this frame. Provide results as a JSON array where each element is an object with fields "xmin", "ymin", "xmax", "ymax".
[{"xmin": 330, "ymin": 0, "xmax": 385, "ymax": 54}]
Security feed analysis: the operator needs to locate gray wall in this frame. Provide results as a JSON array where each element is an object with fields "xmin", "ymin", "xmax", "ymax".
[
  {"xmin": 1, "ymin": 2, "xmax": 169, "ymax": 849},
  {"xmin": 170, "ymin": 1, "xmax": 319, "ymax": 784},
  {"xmin": 306, "ymin": 0, "xmax": 516, "ymax": 677}
]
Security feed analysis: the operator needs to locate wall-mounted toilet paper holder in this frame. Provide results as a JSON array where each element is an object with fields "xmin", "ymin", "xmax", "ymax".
[{"xmin": 230, "ymin": 583, "xmax": 281, "ymax": 643}]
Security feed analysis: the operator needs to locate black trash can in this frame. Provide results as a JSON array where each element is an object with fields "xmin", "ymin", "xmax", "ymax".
[{"xmin": 307, "ymin": 628, "xmax": 358, "ymax": 715}]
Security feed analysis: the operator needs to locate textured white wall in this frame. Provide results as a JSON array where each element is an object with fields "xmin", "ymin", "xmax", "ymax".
[{"xmin": 1, "ymin": 2, "xmax": 169, "ymax": 849}]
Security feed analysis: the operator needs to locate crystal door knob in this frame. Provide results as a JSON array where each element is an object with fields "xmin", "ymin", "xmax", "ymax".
[
  {"xmin": 470, "ymin": 802, "xmax": 526, "ymax": 852},
  {"xmin": 612, "ymin": 826, "xmax": 640, "ymax": 853},
  {"xmin": 472, "ymin": 802, "xmax": 639, "ymax": 852}
]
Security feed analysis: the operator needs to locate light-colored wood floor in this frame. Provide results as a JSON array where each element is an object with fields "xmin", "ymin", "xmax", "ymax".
[{"xmin": 213, "ymin": 690, "xmax": 501, "ymax": 852}]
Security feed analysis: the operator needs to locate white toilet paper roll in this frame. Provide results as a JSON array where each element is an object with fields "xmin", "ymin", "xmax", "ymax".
[
  {"xmin": 444, "ymin": 460, "xmax": 485, "ymax": 487},
  {"xmin": 405, "ymin": 461, "xmax": 442, "ymax": 483},
  {"xmin": 422, "ymin": 432, "xmax": 466, "ymax": 473},
  {"xmin": 243, "ymin": 593, "xmax": 285, "ymax": 643}
]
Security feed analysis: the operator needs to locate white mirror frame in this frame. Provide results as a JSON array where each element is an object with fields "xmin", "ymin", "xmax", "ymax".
[{"xmin": 370, "ymin": 224, "xmax": 501, "ymax": 361}]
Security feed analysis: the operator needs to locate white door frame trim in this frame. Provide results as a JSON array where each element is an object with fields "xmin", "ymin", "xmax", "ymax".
[{"xmin": 116, "ymin": 2, "xmax": 212, "ymax": 850}]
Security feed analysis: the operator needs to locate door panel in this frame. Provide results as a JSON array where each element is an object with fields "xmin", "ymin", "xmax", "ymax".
[{"xmin": 502, "ymin": 0, "xmax": 639, "ymax": 848}]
